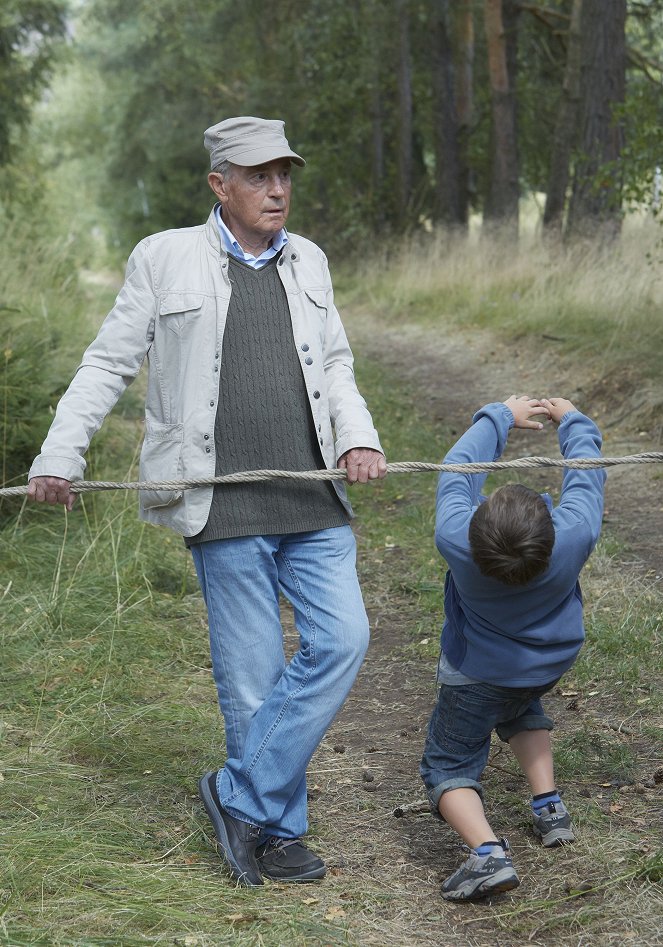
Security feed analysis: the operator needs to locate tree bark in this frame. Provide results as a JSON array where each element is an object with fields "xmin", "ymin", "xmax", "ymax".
[
  {"xmin": 454, "ymin": 0, "xmax": 474, "ymax": 225},
  {"xmin": 483, "ymin": 0, "xmax": 519, "ymax": 237},
  {"xmin": 567, "ymin": 0, "xmax": 626, "ymax": 242},
  {"xmin": 543, "ymin": 0, "xmax": 583, "ymax": 236},
  {"xmin": 396, "ymin": 0, "xmax": 413, "ymax": 228},
  {"xmin": 430, "ymin": 0, "xmax": 464, "ymax": 227}
]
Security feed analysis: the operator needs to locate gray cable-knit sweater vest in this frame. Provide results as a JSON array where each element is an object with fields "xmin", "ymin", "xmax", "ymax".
[{"xmin": 185, "ymin": 254, "xmax": 349, "ymax": 544}]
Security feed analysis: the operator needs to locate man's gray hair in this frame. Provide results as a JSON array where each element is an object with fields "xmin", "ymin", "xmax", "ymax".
[{"xmin": 211, "ymin": 159, "xmax": 233, "ymax": 179}]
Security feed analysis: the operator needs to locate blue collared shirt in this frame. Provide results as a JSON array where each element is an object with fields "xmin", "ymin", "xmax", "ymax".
[{"xmin": 215, "ymin": 205, "xmax": 288, "ymax": 269}]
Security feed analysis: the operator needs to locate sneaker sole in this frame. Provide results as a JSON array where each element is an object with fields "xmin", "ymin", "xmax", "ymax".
[
  {"xmin": 442, "ymin": 869, "xmax": 520, "ymax": 901},
  {"xmin": 534, "ymin": 825, "xmax": 576, "ymax": 847},
  {"xmin": 198, "ymin": 773, "xmax": 263, "ymax": 886}
]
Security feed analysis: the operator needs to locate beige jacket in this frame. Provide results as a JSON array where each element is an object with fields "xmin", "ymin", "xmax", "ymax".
[{"xmin": 29, "ymin": 208, "xmax": 383, "ymax": 536}]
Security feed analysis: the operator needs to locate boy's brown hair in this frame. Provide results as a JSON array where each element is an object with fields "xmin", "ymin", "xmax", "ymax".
[{"xmin": 468, "ymin": 484, "xmax": 555, "ymax": 586}]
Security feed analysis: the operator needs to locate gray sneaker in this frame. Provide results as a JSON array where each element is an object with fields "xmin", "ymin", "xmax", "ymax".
[
  {"xmin": 441, "ymin": 839, "xmax": 520, "ymax": 901},
  {"xmin": 532, "ymin": 799, "xmax": 576, "ymax": 847}
]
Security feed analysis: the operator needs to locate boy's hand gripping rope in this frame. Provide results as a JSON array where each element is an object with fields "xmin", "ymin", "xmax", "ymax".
[{"xmin": 1, "ymin": 452, "xmax": 662, "ymax": 498}]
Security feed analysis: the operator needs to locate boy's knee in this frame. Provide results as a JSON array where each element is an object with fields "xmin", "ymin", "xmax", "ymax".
[
  {"xmin": 497, "ymin": 714, "xmax": 554, "ymax": 743},
  {"xmin": 425, "ymin": 780, "xmax": 485, "ymax": 820}
]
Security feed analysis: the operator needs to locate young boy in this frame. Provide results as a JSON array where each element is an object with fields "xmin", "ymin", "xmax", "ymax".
[{"xmin": 421, "ymin": 395, "xmax": 605, "ymax": 901}]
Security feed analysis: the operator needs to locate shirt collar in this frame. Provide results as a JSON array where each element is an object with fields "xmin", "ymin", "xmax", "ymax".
[{"xmin": 215, "ymin": 205, "xmax": 288, "ymax": 267}]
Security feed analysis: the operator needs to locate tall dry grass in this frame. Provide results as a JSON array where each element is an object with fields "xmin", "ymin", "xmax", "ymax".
[{"xmin": 345, "ymin": 217, "xmax": 663, "ymax": 383}]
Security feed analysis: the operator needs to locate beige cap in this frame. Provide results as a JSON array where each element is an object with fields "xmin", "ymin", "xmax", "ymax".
[{"xmin": 204, "ymin": 116, "xmax": 305, "ymax": 170}]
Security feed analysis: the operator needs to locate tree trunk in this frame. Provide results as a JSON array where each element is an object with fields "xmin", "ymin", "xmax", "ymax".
[
  {"xmin": 483, "ymin": 0, "xmax": 519, "ymax": 237},
  {"xmin": 567, "ymin": 0, "xmax": 626, "ymax": 242},
  {"xmin": 453, "ymin": 0, "xmax": 474, "ymax": 225},
  {"xmin": 543, "ymin": 0, "xmax": 583, "ymax": 236},
  {"xmin": 396, "ymin": 0, "xmax": 413, "ymax": 228},
  {"xmin": 370, "ymin": 67, "xmax": 386, "ymax": 227},
  {"xmin": 430, "ymin": 0, "xmax": 464, "ymax": 227}
]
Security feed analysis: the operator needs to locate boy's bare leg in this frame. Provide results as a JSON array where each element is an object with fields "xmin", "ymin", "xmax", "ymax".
[
  {"xmin": 508, "ymin": 729, "xmax": 555, "ymax": 794},
  {"xmin": 438, "ymin": 788, "xmax": 498, "ymax": 848}
]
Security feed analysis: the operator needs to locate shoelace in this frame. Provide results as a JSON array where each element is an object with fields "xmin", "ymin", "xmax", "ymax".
[{"xmin": 268, "ymin": 837, "xmax": 302, "ymax": 851}]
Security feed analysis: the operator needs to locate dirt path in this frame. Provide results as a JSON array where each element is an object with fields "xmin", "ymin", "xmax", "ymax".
[
  {"xmin": 308, "ymin": 314, "xmax": 663, "ymax": 946},
  {"xmin": 355, "ymin": 316, "xmax": 663, "ymax": 579}
]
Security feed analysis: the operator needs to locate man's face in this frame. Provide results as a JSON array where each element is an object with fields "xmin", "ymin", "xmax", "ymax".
[{"xmin": 209, "ymin": 159, "xmax": 292, "ymax": 249}]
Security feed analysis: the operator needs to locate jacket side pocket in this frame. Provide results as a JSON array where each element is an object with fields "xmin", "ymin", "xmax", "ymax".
[{"xmin": 139, "ymin": 420, "xmax": 184, "ymax": 510}]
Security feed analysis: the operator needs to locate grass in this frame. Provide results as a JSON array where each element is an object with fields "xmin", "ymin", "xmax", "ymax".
[
  {"xmin": 1, "ymin": 224, "xmax": 662, "ymax": 944},
  {"xmin": 339, "ymin": 216, "xmax": 663, "ymax": 427}
]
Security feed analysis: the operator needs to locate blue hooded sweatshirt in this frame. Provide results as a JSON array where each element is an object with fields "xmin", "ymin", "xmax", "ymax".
[{"xmin": 435, "ymin": 403, "xmax": 605, "ymax": 688}]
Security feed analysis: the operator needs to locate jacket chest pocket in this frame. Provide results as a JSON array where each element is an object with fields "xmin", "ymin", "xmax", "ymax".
[{"xmin": 158, "ymin": 292, "xmax": 205, "ymax": 333}]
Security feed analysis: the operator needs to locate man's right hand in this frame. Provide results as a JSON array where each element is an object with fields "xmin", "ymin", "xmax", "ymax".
[
  {"xmin": 540, "ymin": 398, "xmax": 577, "ymax": 426},
  {"xmin": 27, "ymin": 476, "xmax": 77, "ymax": 511}
]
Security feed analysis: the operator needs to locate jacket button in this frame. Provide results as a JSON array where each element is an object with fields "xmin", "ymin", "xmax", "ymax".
[
  {"xmin": 319, "ymin": 437, "xmax": 323, "ymax": 445},
  {"xmin": 305, "ymin": 357, "xmax": 313, "ymax": 365},
  {"xmin": 204, "ymin": 434, "xmax": 209, "ymax": 440},
  {"xmin": 205, "ymin": 447, "xmax": 211, "ymax": 453},
  {"xmin": 318, "ymin": 424, "xmax": 321, "ymax": 432},
  {"xmin": 301, "ymin": 343, "xmax": 309, "ymax": 352},
  {"xmin": 313, "ymin": 391, "xmax": 320, "ymax": 399},
  {"xmin": 210, "ymin": 401, "xmax": 215, "ymax": 407}
]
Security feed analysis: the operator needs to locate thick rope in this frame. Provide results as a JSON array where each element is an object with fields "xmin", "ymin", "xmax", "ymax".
[{"xmin": 2, "ymin": 452, "xmax": 662, "ymax": 498}]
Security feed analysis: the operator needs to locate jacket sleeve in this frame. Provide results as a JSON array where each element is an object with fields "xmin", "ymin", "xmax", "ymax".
[
  {"xmin": 28, "ymin": 242, "xmax": 156, "ymax": 482},
  {"xmin": 319, "ymin": 253, "xmax": 383, "ymax": 460},
  {"xmin": 435, "ymin": 402, "xmax": 513, "ymax": 554},
  {"xmin": 555, "ymin": 411, "xmax": 605, "ymax": 550}
]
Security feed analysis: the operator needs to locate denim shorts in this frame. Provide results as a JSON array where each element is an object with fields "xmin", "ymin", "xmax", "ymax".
[{"xmin": 420, "ymin": 678, "xmax": 557, "ymax": 812}]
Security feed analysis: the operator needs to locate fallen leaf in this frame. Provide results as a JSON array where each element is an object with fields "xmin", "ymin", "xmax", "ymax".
[
  {"xmin": 324, "ymin": 906, "xmax": 346, "ymax": 920},
  {"xmin": 301, "ymin": 897, "xmax": 319, "ymax": 905}
]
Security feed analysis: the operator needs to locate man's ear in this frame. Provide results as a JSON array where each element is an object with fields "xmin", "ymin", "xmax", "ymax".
[{"xmin": 208, "ymin": 172, "xmax": 227, "ymax": 202}]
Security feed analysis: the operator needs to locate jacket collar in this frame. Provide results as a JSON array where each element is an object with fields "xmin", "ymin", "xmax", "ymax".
[
  {"xmin": 204, "ymin": 203, "xmax": 296, "ymax": 265},
  {"xmin": 205, "ymin": 204, "xmax": 227, "ymax": 258}
]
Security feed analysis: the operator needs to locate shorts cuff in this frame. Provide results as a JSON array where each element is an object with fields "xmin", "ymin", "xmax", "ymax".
[
  {"xmin": 497, "ymin": 713, "xmax": 554, "ymax": 743},
  {"xmin": 427, "ymin": 779, "xmax": 484, "ymax": 820}
]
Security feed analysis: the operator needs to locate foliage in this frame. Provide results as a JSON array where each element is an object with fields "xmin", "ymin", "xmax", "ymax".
[
  {"xmin": 14, "ymin": 0, "xmax": 659, "ymax": 255},
  {"xmin": 0, "ymin": 0, "xmax": 67, "ymax": 171},
  {"xmin": 0, "ymin": 223, "xmax": 92, "ymax": 499}
]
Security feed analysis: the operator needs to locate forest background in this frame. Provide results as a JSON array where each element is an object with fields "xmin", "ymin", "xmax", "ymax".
[{"xmin": 1, "ymin": 1, "xmax": 662, "ymax": 945}]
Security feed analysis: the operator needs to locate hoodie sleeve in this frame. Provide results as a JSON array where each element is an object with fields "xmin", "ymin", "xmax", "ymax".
[
  {"xmin": 435, "ymin": 402, "xmax": 513, "ymax": 555},
  {"xmin": 555, "ymin": 411, "xmax": 606, "ymax": 552}
]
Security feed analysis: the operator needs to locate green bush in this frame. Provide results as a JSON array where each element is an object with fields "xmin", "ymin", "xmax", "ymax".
[{"xmin": 0, "ymin": 222, "xmax": 91, "ymax": 504}]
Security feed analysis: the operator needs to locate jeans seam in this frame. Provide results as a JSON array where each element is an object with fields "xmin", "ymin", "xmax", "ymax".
[
  {"xmin": 197, "ymin": 545, "xmax": 243, "ymax": 759},
  {"xmin": 236, "ymin": 546, "xmax": 318, "ymax": 785}
]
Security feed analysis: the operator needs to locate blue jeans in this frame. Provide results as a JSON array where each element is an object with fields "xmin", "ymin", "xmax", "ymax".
[
  {"xmin": 420, "ymin": 679, "xmax": 556, "ymax": 812},
  {"xmin": 190, "ymin": 526, "xmax": 369, "ymax": 839}
]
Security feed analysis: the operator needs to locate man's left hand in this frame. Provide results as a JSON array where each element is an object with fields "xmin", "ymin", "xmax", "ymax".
[{"xmin": 337, "ymin": 448, "xmax": 388, "ymax": 484}]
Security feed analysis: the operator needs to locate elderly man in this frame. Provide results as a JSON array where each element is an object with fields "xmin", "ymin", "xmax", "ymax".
[{"xmin": 27, "ymin": 117, "xmax": 386, "ymax": 886}]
